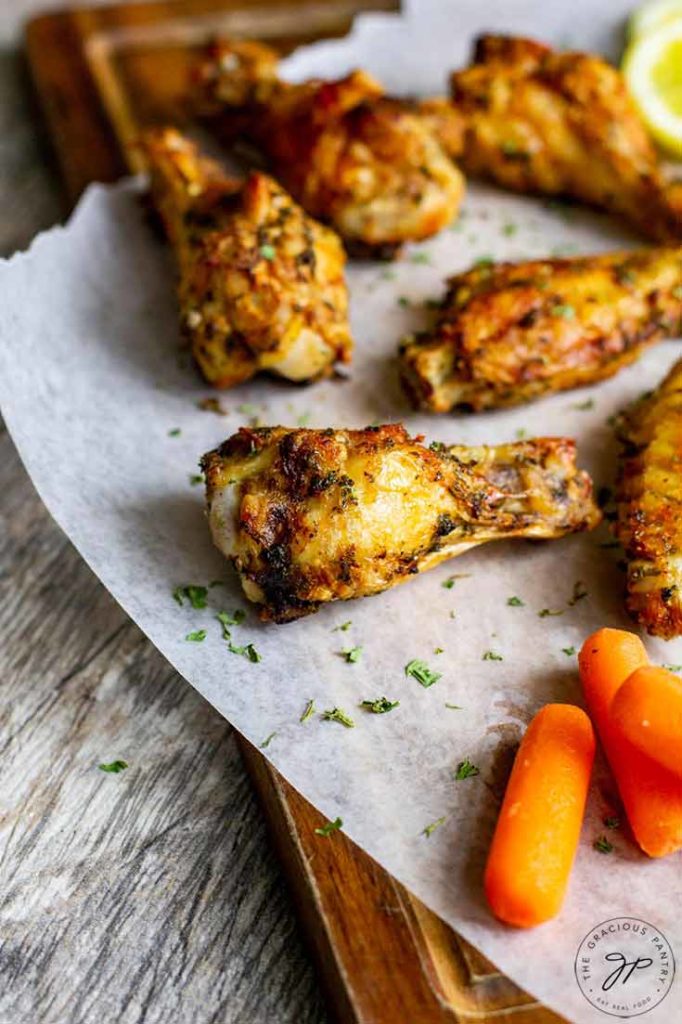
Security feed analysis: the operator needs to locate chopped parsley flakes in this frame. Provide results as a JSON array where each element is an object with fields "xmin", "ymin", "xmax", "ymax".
[
  {"xmin": 259, "ymin": 244, "xmax": 276, "ymax": 261},
  {"xmin": 173, "ymin": 584, "xmax": 208, "ymax": 609},
  {"xmin": 442, "ymin": 573, "xmax": 471, "ymax": 589},
  {"xmin": 300, "ymin": 699, "xmax": 315, "ymax": 723},
  {"xmin": 227, "ymin": 641, "xmax": 261, "ymax": 662},
  {"xmin": 98, "ymin": 759, "xmax": 128, "ymax": 773},
  {"xmin": 445, "ymin": 703, "xmax": 463, "ymax": 710},
  {"xmin": 185, "ymin": 629, "xmax": 207, "ymax": 642},
  {"xmin": 361, "ymin": 697, "xmax": 399, "ymax": 714},
  {"xmin": 571, "ymin": 398, "xmax": 595, "ymax": 411},
  {"xmin": 593, "ymin": 835, "xmax": 614, "ymax": 854},
  {"xmin": 343, "ymin": 645, "xmax": 362, "ymax": 664},
  {"xmin": 507, "ymin": 596, "xmax": 524, "ymax": 607},
  {"xmin": 482, "ymin": 650, "xmax": 503, "ymax": 661},
  {"xmin": 551, "ymin": 303, "xmax": 576, "ymax": 320},
  {"xmin": 189, "ymin": 473, "xmax": 204, "ymax": 486},
  {"xmin": 538, "ymin": 608, "xmax": 564, "ymax": 618},
  {"xmin": 421, "ymin": 816, "xmax": 446, "ymax": 838},
  {"xmin": 333, "ymin": 621, "xmax": 352, "ymax": 632},
  {"xmin": 405, "ymin": 659, "xmax": 442, "ymax": 687},
  {"xmin": 217, "ymin": 609, "xmax": 246, "ymax": 632},
  {"xmin": 603, "ymin": 816, "xmax": 621, "ymax": 830},
  {"xmin": 454, "ymin": 759, "xmax": 480, "ymax": 780},
  {"xmin": 322, "ymin": 707, "xmax": 355, "ymax": 728},
  {"xmin": 562, "ymin": 646, "xmax": 577, "ymax": 656},
  {"xmin": 315, "ymin": 816, "xmax": 343, "ymax": 837},
  {"xmin": 568, "ymin": 580, "xmax": 589, "ymax": 606},
  {"xmin": 168, "ymin": 428, "xmax": 181, "ymax": 437},
  {"xmin": 260, "ymin": 732, "xmax": 277, "ymax": 748}
]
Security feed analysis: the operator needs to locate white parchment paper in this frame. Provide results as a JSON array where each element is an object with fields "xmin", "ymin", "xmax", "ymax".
[{"xmin": 2, "ymin": 2, "xmax": 682, "ymax": 1019}]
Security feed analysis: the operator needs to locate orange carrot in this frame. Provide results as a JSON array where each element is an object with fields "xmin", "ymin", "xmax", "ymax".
[
  {"xmin": 611, "ymin": 665, "xmax": 682, "ymax": 778},
  {"xmin": 484, "ymin": 703, "xmax": 595, "ymax": 928},
  {"xmin": 579, "ymin": 628, "xmax": 682, "ymax": 857}
]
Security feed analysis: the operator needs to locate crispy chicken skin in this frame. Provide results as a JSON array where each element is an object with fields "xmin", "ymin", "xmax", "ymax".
[
  {"xmin": 441, "ymin": 34, "xmax": 682, "ymax": 243},
  {"xmin": 615, "ymin": 358, "xmax": 682, "ymax": 639},
  {"xmin": 141, "ymin": 127, "xmax": 352, "ymax": 387},
  {"xmin": 193, "ymin": 40, "xmax": 465, "ymax": 257},
  {"xmin": 400, "ymin": 248, "xmax": 682, "ymax": 413},
  {"xmin": 202, "ymin": 424, "xmax": 599, "ymax": 621}
]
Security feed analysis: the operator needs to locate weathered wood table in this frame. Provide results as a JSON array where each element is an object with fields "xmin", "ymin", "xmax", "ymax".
[{"xmin": 0, "ymin": 5, "xmax": 326, "ymax": 1021}]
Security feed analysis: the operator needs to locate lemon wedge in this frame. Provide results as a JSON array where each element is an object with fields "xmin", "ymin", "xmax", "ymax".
[
  {"xmin": 628, "ymin": 0, "xmax": 682, "ymax": 40},
  {"xmin": 623, "ymin": 18, "xmax": 682, "ymax": 155}
]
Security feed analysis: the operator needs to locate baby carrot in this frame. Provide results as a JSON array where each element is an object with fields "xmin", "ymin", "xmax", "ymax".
[
  {"xmin": 579, "ymin": 628, "xmax": 682, "ymax": 857},
  {"xmin": 611, "ymin": 665, "xmax": 682, "ymax": 778},
  {"xmin": 484, "ymin": 703, "xmax": 595, "ymax": 928}
]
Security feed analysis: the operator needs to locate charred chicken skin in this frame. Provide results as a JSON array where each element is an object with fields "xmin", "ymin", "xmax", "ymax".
[
  {"xmin": 615, "ymin": 358, "xmax": 682, "ymax": 639},
  {"xmin": 439, "ymin": 34, "xmax": 682, "ymax": 243},
  {"xmin": 193, "ymin": 40, "xmax": 465, "ymax": 257},
  {"xmin": 142, "ymin": 127, "xmax": 352, "ymax": 387},
  {"xmin": 202, "ymin": 424, "xmax": 599, "ymax": 622},
  {"xmin": 400, "ymin": 247, "xmax": 682, "ymax": 413}
]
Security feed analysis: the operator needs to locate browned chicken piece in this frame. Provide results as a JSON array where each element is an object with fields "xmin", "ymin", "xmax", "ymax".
[
  {"xmin": 400, "ymin": 247, "xmax": 682, "ymax": 413},
  {"xmin": 141, "ymin": 127, "xmax": 352, "ymax": 388},
  {"xmin": 439, "ymin": 34, "xmax": 682, "ymax": 243},
  {"xmin": 193, "ymin": 40, "xmax": 465, "ymax": 258},
  {"xmin": 202, "ymin": 423, "xmax": 599, "ymax": 622},
  {"xmin": 614, "ymin": 358, "xmax": 682, "ymax": 638}
]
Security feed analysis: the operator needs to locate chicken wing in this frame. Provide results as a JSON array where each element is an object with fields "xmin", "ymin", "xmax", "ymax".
[
  {"xmin": 193, "ymin": 40, "xmax": 465, "ymax": 258},
  {"xmin": 141, "ymin": 127, "xmax": 352, "ymax": 387},
  {"xmin": 400, "ymin": 247, "xmax": 682, "ymax": 412},
  {"xmin": 440, "ymin": 34, "xmax": 682, "ymax": 243},
  {"xmin": 202, "ymin": 423, "xmax": 599, "ymax": 621},
  {"xmin": 614, "ymin": 358, "xmax": 682, "ymax": 639}
]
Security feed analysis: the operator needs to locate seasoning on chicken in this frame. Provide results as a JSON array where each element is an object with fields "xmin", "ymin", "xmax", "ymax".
[
  {"xmin": 193, "ymin": 40, "xmax": 465, "ymax": 258},
  {"xmin": 202, "ymin": 424, "xmax": 600, "ymax": 622},
  {"xmin": 141, "ymin": 126, "xmax": 352, "ymax": 388},
  {"xmin": 614, "ymin": 358, "xmax": 682, "ymax": 639},
  {"xmin": 400, "ymin": 247, "xmax": 682, "ymax": 413},
  {"xmin": 441, "ymin": 34, "xmax": 682, "ymax": 243}
]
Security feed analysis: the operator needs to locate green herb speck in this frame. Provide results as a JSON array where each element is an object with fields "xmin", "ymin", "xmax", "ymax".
[
  {"xmin": 405, "ymin": 659, "xmax": 442, "ymax": 687},
  {"xmin": 361, "ymin": 697, "xmax": 399, "ymax": 714},
  {"xmin": 454, "ymin": 759, "xmax": 480, "ymax": 780},
  {"xmin": 300, "ymin": 699, "xmax": 315, "ymax": 723},
  {"xmin": 185, "ymin": 629, "xmax": 207, "ymax": 642},
  {"xmin": 322, "ymin": 707, "xmax": 355, "ymax": 728},
  {"xmin": 421, "ymin": 816, "xmax": 446, "ymax": 837},
  {"xmin": 99, "ymin": 760, "xmax": 128, "ymax": 773},
  {"xmin": 315, "ymin": 816, "xmax": 343, "ymax": 837}
]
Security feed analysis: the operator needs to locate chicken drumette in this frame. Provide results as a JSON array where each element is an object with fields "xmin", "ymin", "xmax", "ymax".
[
  {"xmin": 400, "ymin": 247, "xmax": 682, "ymax": 412},
  {"xmin": 193, "ymin": 40, "xmax": 465, "ymax": 258},
  {"xmin": 202, "ymin": 423, "xmax": 599, "ymax": 621},
  {"xmin": 142, "ymin": 127, "xmax": 352, "ymax": 387},
  {"xmin": 615, "ymin": 358, "xmax": 682, "ymax": 639},
  {"xmin": 436, "ymin": 34, "xmax": 682, "ymax": 243}
]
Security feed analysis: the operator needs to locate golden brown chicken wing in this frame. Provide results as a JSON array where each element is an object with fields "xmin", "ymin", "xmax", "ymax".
[
  {"xmin": 440, "ymin": 34, "xmax": 682, "ymax": 243},
  {"xmin": 202, "ymin": 423, "xmax": 599, "ymax": 621},
  {"xmin": 614, "ymin": 358, "xmax": 682, "ymax": 639},
  {"xmin": 193, "ymin": 40, "xmax": 465, "ymax": 258},
  {"xmin": 141, "ymin": 127, "xmax": 352, "ymax": 387},
  {"xmin": 400, "ymin": 247, "xmax": 682, "ymax": 413}
]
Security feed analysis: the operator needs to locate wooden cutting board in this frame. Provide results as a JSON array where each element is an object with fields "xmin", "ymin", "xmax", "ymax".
[{"xmin": 25, "ymin": 4, "xmax": 563, "ymax": 1021}]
